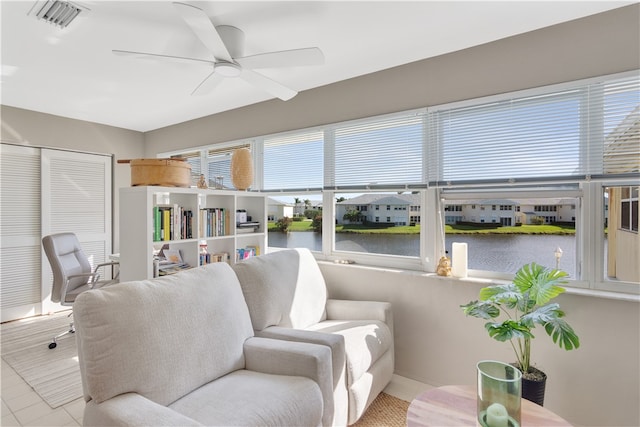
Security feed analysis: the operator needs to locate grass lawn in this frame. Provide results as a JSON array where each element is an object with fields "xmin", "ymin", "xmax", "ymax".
[{"xmin": 268, "ymin": 220, "xmax": 576, "ymax": 235}]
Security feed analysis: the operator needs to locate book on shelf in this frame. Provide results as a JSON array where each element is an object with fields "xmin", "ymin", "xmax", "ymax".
[
  {"xmin": 236, "ymin": 245, "xmax": 260, "ymax": 262},
  {"xmin": 153, "ymin": 204, "xmax": 193, "ymax": 242},
  {"xmin": 199, "ymin": 208, "xmax": 231, "ymax": 238}
]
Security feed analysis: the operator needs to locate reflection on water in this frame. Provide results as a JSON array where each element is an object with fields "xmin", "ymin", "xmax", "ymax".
[{"xmin": 268, "ymin": 231, "xmax": 577, "ymax": 276}]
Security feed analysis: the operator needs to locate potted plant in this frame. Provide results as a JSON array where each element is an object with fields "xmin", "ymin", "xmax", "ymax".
[{"xmin": 461, "ymin": 262, "xmax": 580, "ymax": 406}]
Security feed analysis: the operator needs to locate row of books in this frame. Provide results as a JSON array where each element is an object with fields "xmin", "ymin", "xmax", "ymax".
[
  {"xmin": 199, "ymin": 208, "xmax": 231, "ymax": 238},
  {"xmin": 200, "ymin": 251, "xmax": 230, "ymax": 266},
  {"xmin": 153, "ymin": 205, "xmax": 193, "ymax": 242},
  {"xmin": 236, "ymin": 246, "xmax": 260, "ymax": 262}
]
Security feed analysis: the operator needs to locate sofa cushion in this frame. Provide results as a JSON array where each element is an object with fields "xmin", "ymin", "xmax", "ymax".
[
  {"xmin": 168, "ymin": 370, "xmax": 323, "ymax": 426},
  {"xmin": 233, "ymin": 248, "xmax": 327, "ymax": 330},
  {"xmin": 74, "ymin": 263, "xmax": 254, "ymax": 406},
  {"xmin": 306, "ymin": 320, "xmax": 393, "ymax": 384}
]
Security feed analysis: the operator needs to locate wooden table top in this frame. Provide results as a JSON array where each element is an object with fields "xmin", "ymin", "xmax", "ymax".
[{"xmin": 407, "ymin": 385, "xmax": 572, "ymax": 427}]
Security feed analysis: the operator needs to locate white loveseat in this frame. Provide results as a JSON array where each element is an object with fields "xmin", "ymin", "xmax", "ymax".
[
  {"xmin": 233, "ymin": 248, "xmax": 394, "ymax": 426},
  {"xmin": 74, "ymin": 262, "xmax": 333, "ymax": 426}
]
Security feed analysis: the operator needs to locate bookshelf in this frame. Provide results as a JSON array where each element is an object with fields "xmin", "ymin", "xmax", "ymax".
[{"xmin": 119, "ymin": 186, "xmax": 267, "ymax": 281}]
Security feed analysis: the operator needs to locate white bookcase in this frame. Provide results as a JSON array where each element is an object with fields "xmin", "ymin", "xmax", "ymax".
[{"xmin": 119, "ymin": 186, "xmax": 267, "ymax": 281}]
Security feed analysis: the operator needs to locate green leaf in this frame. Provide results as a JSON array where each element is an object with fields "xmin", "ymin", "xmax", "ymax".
[
  {"xmin": 544, "ymin": 317, "xmax": 581, "ymax": 350},
  {"xmin": 461, "ymin": 300, "xmax": 500, "ymax": 319},
  {"xmin": 513, "ymin": 262, "xmax": 567, "ymax": 306},
  {"xmin": 520, "ymin": 303, "xmax": 563, "ymax": 328},
  {"xmin": 485, "ymin": 320, "xmax": 533, "ymax": 342},
  {"xmin": 479, "ymin": 284, "xmax": 520, "ymax": 309}
]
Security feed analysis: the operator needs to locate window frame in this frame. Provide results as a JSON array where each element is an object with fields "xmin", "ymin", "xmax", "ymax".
[{"xmin": 159, "ymin": 70, "xmax": 639, "ymax": 295}]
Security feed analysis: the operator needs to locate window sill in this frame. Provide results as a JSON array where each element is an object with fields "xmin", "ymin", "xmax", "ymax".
[{"xmin": 318, "ymin": 260, "xmax": 640, "ymax": 303}]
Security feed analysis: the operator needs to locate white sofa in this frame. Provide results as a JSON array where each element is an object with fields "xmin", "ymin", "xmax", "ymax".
[
  {"xmin": 73, "ymin": 262, "xmax": 333, "ymax": 426},
  {"xmin": 233, "ymin": 248, "xmax": 394, "ymax": 426}
]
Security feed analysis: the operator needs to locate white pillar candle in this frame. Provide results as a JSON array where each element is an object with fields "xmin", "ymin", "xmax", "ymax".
[
  {"xmin": 451, "ymin": 242, "xmax": 468, "ymax": 278},
  {"xmin": 486, "ymin": 402, "xmax": 509, "ymax": 427}
]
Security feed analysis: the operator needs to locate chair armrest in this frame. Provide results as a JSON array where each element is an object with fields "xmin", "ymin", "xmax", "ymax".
[
  {"xmin": 62, "ymin": 273, "xmax": 100, "ymax": 300},
  {"xmin": 244, "ymin": 336, "xmax": 334, "ymax": 427},
  {"xmin": 94, "ymin": 261, "xmax": 120, "ymax": 280},
  {"xmin": 256, "ymin": 326, "xmax": 345, "ymax": 389},
  {"xmin": 83, "ymin": 393, "xmax": 203, "ymax": 426}
]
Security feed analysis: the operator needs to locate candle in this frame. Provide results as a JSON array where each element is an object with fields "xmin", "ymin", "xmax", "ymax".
[
  {"xmin": 486, "ymin": 403, "xmax": 509, "ymax": 427},
  {"xmin": 451, "ymin": 242, "xmax": 468, "ymax": 278}
]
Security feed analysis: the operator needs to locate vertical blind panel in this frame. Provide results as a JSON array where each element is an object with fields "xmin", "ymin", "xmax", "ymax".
[
  {"xmin": 430, "ymin": 90, "xmax": 583, "ymax": 184},
  {"xmin": 332, "ymin": 115, "xmax": 424, "ymax": 187},
  {"xmin": 0, "ymin": 146, "xmax": 41, "ymax": 237},
  {"xmin": 50, "ymin": 158, "xmax": 106, "ymax": 233},
  {"xmin": 264, "ymin": 131, "xmax": 323, "ymax": 190},
  {"xmin": 1, "ymin": 246, "xmax": 41, "ymax": 307},
  {"xmin": 599, "ymin": 77, "xmax": 640, "ymax": 174}
]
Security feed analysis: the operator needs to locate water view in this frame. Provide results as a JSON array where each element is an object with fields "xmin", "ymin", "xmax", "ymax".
[{"xmin": 268, "ymin": 232, "xmax": 577, "ymax": 276}]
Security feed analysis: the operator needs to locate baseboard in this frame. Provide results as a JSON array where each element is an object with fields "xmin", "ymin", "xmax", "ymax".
[{"xmin": 383, "ymin": 374, "xmax": 434, "ymax": 402}]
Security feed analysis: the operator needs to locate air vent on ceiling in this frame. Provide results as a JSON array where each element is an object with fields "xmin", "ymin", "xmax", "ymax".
[{"xmin": 29, "ymin": 1, "xmax": 88, "ymax": 28}]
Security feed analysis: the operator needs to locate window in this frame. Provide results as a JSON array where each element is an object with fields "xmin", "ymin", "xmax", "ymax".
[
  {"xmin": 207, "ymin": 144, "xmax": 250, "ymax": 190},
  {"xmin": 604, "ymin": 185, "xmax": 639, "ymax": 284},
  {"xmin": 267, "ymin": 193, "xmax": 323, "ymax": 252},
  {"xmin": 161, "ymin": 71, "xmax": 639, "ymax": 293}
]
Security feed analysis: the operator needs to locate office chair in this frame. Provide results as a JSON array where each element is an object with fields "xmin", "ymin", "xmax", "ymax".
[{"xmin": 42, "ymin": 232, "xmax": 119, "ymax": 349}]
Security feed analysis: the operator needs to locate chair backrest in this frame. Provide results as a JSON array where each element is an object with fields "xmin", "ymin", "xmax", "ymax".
[
  {"xmin": 42, "ymin": 232, "xmax": 93, "ymax": 303},
  {"xmin": 233, "ymin": 248, "xmax": 328, "ymax": 330}
]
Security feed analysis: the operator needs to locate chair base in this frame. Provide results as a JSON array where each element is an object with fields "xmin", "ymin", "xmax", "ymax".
[{"xmin": 48, "ymin": 313, "xmax": 75, "ymax": 349}]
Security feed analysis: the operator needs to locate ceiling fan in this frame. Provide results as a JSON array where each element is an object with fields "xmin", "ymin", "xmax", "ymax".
[{"xmin": 113, "ymin": 2, "xmax": 324, "ymax": 101}]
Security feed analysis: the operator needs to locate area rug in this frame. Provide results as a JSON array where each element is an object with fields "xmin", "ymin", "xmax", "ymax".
[
  {"xmin": 354, "ymin": 392, "xmax": 410, "ymax": 427},
  {"xmin": 1, "ymin": 311, "xmax": 83, "ymax": 408}
]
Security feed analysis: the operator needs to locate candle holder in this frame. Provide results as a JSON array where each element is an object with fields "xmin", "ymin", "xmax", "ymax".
[{"xmin": 477, "ymin": 360, "xmax": 522, "ymax": 427}]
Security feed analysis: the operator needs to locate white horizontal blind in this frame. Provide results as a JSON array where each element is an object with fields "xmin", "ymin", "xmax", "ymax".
[
  {"xmin": 598, "ymin": 76, "xmax": 640, "ymax": 176},
  {"xmin": 329, "ymin": 113, "xmax": 425, "ymax": 189},
  {"xmin": 208, "ymin": 143, "xmax": 250, "ymax": 190},
  {"xmin": 178, "ymin": 151, "xmax": 202, "ymax": 184},
  {"xmin": 263, "ymin": 131, "xmax": 323, "ymax": 191},
  {"xmin": 428, "ymin": 73, "xmax": 640, "ymax": 187}
]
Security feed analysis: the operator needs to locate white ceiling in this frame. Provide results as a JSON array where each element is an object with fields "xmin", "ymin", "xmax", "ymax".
[{"xmin": 1, "ymin": 1, "xmax": 632, "ymax": 132}]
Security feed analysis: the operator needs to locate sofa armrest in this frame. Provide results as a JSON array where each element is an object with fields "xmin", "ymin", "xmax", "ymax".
[
  {"xmin": 256, "ymin": 326, "xmax": 345, "ymax": 388},
  {"xmin": 326, "ymin": 299, "xmax": 393, "ymax": 328},
  {"xmin": 244, "ymin": 336, "xmax": 334, "ymax": 427},
  {"xmin": 83, "ymin": 393, "xmax": 203, "ymax": 426}
]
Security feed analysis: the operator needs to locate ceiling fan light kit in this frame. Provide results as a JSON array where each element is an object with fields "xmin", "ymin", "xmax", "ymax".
[{"xmin": 113, "ymin": 2, "xmax": 324, "ymax": 101}]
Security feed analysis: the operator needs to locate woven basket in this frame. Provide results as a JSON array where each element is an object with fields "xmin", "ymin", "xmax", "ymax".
[{"xmin": 129, "ymin": 159, "xmax": 191, "ymax": 187}]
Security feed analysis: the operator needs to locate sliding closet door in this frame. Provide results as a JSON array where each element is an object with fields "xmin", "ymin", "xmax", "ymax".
[
  {"xmin": 0, "ymin": 144, "xmax": 112, "ymax": 321},
  {"xmin": 0, "ymin": 144, "xmax": 42, "ymax": 321},
  {"xmin": 41, "ymin": 149, "xmax": 112, "ymax": 314}
]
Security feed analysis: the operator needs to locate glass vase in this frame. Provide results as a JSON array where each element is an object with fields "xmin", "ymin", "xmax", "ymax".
[{"xmin": 477, "ymin": 360, "xmax": 522, "ymax": 427}]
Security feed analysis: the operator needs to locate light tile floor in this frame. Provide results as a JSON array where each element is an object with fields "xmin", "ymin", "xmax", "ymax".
[{"xmin": 1, "ymin": 358, "xmax": 84, "ymax": 427}]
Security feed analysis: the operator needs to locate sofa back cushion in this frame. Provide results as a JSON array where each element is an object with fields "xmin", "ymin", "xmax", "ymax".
[
  {"xmin": 74, "ymin": 263, "xmax": 254, "ymax": 406},
  {"xmin": 233, "ymin": 248, "xmax": 327, "ymax": 330}
]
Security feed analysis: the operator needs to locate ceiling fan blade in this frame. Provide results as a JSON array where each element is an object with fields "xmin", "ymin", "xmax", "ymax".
[
  {"xmin": 236, "ymin": 47, "xmax": 324, "ymax": 69},
  {"xmin": 240, "ymin": 69, "xmax": 297, "ymax": 101},
  {"xmin": 113, "ymin": 49, "xmax": 214, "ymax": 66},
  {"xmin": 172, "ymin": 2, "xmax": 233, "ymax": 62},
  {"xmin": 191, "ymin": 70, "xmax": 225, "ymax": 96}
]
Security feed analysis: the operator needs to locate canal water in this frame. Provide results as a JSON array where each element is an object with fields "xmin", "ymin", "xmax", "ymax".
[{"xmin": 268, "ymin": 232, "xmax": 577, "ymax": 276}]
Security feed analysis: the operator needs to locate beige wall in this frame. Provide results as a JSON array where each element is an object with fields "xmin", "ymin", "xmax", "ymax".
[
  {"xmin": 144, "ymin": 4, "xmax": 640, "ymax": 156},
  {"xmin": 319, "ymin": 262, "xmax": 640, "ymax": 427},
  {"xmin": 0, "ymin": 106, "xmax": 144, "ymax": 251}
]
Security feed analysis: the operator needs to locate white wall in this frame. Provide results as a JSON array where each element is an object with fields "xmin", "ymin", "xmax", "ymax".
[{"xmin": 319, "ymin": 262, "xmax": 640, "ymax": 427}]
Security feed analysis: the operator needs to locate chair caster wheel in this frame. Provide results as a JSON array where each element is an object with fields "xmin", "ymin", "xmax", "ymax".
[{"xmin": 48, "ymin": 342, "xmax": 57, "ymax": 349}]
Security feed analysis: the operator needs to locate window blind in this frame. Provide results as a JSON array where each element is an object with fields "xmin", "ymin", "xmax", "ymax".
[
  {"xmin": 207, "ymin": 144, "xmax": 250, "ymax": 190},
  {"xmin": 263, "ymin": 131, "xmax": 323, "ymax": 191},
  {"xmin": 428, "ymin": 73, "xmax": 639, "ymax": 187},
  {"xmin": 328, "ymin": 113, "xmax": 425, "ymax": 190}
]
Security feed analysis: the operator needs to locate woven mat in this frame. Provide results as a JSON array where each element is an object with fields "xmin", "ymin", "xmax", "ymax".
[
  {"xmin": 354, "ymin": 392, "xmax": 410, "ymax": 427},
  {"xmin": 1, "ymin": 311, "xmax": 83, "ymax": 408}
]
